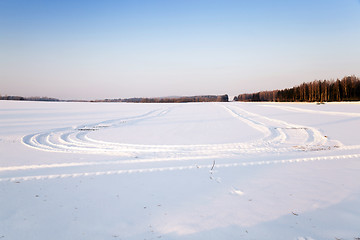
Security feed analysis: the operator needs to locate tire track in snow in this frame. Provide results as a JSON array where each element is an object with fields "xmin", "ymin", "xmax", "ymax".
[
  {"xmin": 8, "ymin": 103, "xmax": 359, "ymax": 182},
  {"xmin": 20, "ymin": 103, "xmax": 349, "ymax": 161},
  {"xmin": 22, "ymin": 103, "xmax": 339, "ymax": 158},
  {"xmin": 24, "ymin": 128, "xmax": 295, "ymax": 156},
  {"xmin": 1, "ymin": 153, "xmax": 360, "ymax": 182},
  {"xmin": 21, "ymin": 108, "xmax": 173, "ymax": 155},
  {"xmin": 260, "ymin": 104, "xmax": 360, "ymax": 117},
  {"xmin": 223, "ymin": 104, "xmax": 338, "ymax": 149}
]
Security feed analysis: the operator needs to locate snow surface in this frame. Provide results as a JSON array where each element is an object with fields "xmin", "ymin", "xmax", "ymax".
[{"xmin": 1, "ymin": 100, "xmax": 360, "ymax": 240}]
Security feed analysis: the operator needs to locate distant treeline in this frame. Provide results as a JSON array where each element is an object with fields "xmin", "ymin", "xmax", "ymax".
[
  {"xmin": 94, "ymin": 94, "xmax": 229, "ymax": 103},
  {"xmin": 0, "ymin": 94, "xmax": 229, "ymax": 103},
  {"xmin": 235, "ymin": 75, "xmax": 360, "ymax": 102},
  {"xmin": 0, "ymin": 95, "xmax": 60, "ymax": 102}
]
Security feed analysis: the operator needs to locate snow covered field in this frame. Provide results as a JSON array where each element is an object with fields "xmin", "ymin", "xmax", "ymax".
[{"xmin": 1, "ymin": 100, "xmax": 360, "ymax": 240}]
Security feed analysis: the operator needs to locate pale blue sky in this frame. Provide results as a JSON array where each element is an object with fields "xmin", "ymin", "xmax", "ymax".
[{"xmin": 1, "ymin": 0, "xmax": 360, "ymax": 100}]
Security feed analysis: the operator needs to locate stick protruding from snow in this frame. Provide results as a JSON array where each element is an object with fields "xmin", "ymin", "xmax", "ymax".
[{"xmin": 211, "ymin": 160, "xmax": 215, "ymax": 171}]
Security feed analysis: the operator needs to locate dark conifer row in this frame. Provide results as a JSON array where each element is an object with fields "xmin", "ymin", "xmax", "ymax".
[
  {"xmin": 0, "ymin": 94, "xmax": 228, "ymax": 103},
  {"xmin": 0, "ymin": 95, "xmax": 60, "ymax": 101},
  {"xmin": 235, "ymin": 76, "xmax": 360, "ymax": 102},
  {"xmin": 96, "ymin": 95, "xmax": 229, "ymax": 103}
]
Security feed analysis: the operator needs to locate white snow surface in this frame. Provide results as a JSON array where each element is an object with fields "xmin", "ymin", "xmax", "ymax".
[{"xmin": 1, "ymin": 100, "xmax": 360, "ymax": 240}]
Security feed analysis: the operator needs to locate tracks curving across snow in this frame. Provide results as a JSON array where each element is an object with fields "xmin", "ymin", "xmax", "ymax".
[
  {"xmin": 21, "ymin": 104, "xmax": 341, "ymax": 157},
  {"xmin": 222, "ymin": 104, "xmax": 341, "ymax": 150},
  {"xmin": 1, "ymin": 103, "xmax": 358, "ymax": 182}
]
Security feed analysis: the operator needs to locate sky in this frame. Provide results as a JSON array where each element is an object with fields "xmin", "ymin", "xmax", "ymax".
[{"xmin": 1, "ymin": 0, "xmax": 360, "ymax": 100}]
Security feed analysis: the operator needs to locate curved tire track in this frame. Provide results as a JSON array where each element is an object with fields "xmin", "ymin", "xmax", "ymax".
[
  {"xmin": 21, "ymin": 103, "xmax": 350, "ymax": 158},
  {"xmin": 10, "ymin": 103, "xmax": 360, "ymax": 182}
]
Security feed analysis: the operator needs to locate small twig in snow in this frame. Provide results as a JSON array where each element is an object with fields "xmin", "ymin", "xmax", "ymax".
[{"xmin": 211, "ymin": 160, "xmax": 215, "ymax": 171}]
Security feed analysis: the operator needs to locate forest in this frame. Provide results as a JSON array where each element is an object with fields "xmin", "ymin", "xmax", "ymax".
[{"xmin": 235, "ymin": 75, "xmax": 360, "ymax": 102}]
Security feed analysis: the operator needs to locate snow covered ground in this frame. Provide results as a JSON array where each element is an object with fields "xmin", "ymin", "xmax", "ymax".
[{"xmin": 1, "ymin": 100, "xmax": 360, "ymax": 240}]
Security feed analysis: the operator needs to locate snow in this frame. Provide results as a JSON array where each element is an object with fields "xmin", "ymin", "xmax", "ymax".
[{"xmin": 1, "ymin": 100, "xmax": 360, "ymax": 240}]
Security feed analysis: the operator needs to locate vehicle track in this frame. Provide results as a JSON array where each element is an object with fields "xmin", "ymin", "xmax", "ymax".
[
  {"xmin": 9, "ymin": 103, "xmax": 358, "ymax": 182},
  {"xmin": 22, "ymin": 104, "xmax": 338, "ymax": 157},
  {"xmin": 1, "ymin": 153, "xmax": 360, "ymax": 182},
  {"xmin": 260, "ymin": 104, "xmax": 360, "ymax": 117}
]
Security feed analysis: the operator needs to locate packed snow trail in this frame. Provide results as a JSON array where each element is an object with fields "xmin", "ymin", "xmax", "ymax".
[
  {"xmin": 21, "ymin": 103, "xmax": 343, "ymax": 158},
  {"xmin": 4, "ymin": 102, "xmax": 357, "ymax": 182},
  {"xmin": 1, "ymin": 153, "xmax": 360, "ymax": 182}
]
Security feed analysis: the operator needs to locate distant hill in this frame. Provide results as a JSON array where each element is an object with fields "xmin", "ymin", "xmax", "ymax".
[{"xmin": 235, "ymin": 75, "xmax": 360, "ymax": 102}]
